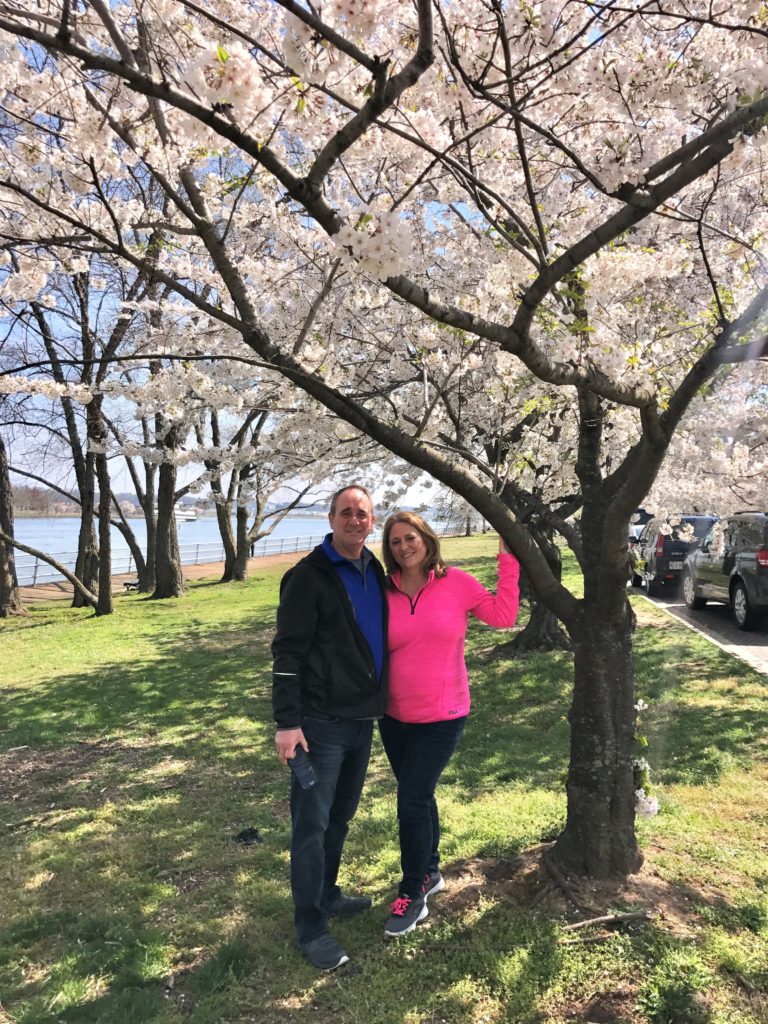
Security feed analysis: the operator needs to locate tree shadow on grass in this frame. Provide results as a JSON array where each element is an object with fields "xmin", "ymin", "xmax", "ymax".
[
  {"xmin": 633, "ymin": 627, "xmax": 768, "ymax": 784},
  {"xmin": 3, "ymin": 566, "xmax": 768, "ymax": 1023},
  {"xmin": 0, "ymin": 612, "xmax": 301, "ymax": 1022},
  {"xmin": 0, "ymin": 613, "xmax": 277, "ymax": 750}
]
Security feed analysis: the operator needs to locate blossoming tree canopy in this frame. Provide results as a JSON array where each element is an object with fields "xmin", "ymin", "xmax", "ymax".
[{"xmin": 2, "ymin": 0, "xmax": 768, "ymax": 877}]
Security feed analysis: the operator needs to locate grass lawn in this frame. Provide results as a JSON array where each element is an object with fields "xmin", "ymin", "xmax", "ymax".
[{"xmin": 1, "ymin": 535, "xmax": 766, "ymax": 1024}]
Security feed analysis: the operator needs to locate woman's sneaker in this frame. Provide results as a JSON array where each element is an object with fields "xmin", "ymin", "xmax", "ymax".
[
  {"xmin": 384, "ymin": 893, "xmax": 428, "ymax": 937},
  {"xmin": 422, "ymin": 870, "xmax": 445, "ymax": 899}
]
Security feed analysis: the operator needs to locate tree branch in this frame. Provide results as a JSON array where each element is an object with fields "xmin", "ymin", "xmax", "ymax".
[{"xmin": 0, "ymin": 529, "xmax": 98, "ymax": 607}]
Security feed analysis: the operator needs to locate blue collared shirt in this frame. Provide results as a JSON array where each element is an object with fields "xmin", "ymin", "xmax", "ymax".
[{"xmin": 322, "ymin": 533, "xmax": 384, "ymax": 682}]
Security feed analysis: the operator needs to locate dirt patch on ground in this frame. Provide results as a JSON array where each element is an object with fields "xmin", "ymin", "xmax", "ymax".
[
  {"xmin": 434, "ymin": 844, "xmax": 709, "ymax": 937},
  {"xmin": 427, "ymin": 845, "xmax": 732, "ymax": 1023},
  {"xmin": 1, "ymin": 739, "xmax": 117, "ymax": 804},
  {"xmin": 0, "ymin": 739, "xmax": 176, "ymax": 826}
]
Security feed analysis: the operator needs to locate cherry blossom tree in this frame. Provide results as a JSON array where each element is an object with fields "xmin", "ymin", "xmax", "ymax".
[
  {"xmin": 192, "ymin": 402, "xmax": 379, "ymax": 582},
  {"xmin": 0, "ymin": 426, "xmax": 23, "ymax": 616},
  {"xmin": 647, "ymin": 361, "xmax": 768, "ymax": 515},
  {"xmin": 2, "ymin": 0, "xmax": 768, "ymax": 876}
]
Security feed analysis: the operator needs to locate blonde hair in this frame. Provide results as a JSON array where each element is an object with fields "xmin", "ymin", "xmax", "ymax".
[{"xmin": 382, "ymin": 511, "xmax": 448, "ymax": 579}]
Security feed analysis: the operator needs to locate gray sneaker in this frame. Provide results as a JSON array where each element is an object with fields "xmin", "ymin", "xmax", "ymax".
[
  {"xmin": 422, "ymin": 871, "xmax": 445, "ymax": 899},
  {"xmin": 384, "ymin": 893, "xmax": 428, "ymax": 937},
  {"xmin": 299, "ymin": 933, "xmax": 350, "ymax": 971},
  {"xmin": 321, "ymin": 892, "xmax": 372, "ymax": 918}
]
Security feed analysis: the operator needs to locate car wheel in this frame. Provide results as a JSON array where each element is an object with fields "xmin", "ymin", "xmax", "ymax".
[
  {"xmin": 682, "ymin": 571, "xmax": 707, "ymax": 610},
  {"xmin": 732, "ymin": 581, "xmax": 761, "ymax": 631}
]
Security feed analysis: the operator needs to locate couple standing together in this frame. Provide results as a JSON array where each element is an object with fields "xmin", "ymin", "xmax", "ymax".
[{"xmin": 272, "ymin": 484, "xmax": 520, "ymax": 971}]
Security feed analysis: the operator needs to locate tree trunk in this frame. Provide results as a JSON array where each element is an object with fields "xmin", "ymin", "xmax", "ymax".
[
  {"xmin": 230, "ymin": 504, "xmax": 250, "ymax": 581},
  {"xmin": 496, "ymin": 597, "xmax": 571, "ymax": 654},
  {"xmin": 214, "ymin": 497, "xmax": 237, "ymax": 582},
  {"xmin": 552, "ymin": 591, "xmax": 642, "ymax": 877},
  {"xmin": 113, "ymin": 516, "xmax": 147, "ymax": 585},
  {"xmin": 0, "ymin": 433, "xmax": 24, "ymax": 617},
  {"xmin": 86, "ymin": 399, "xmax": 113, "ymax": 616},
  {"xmin": 72, "ymin": 451, "xmax": 99, "ymax": 608},
  {"xmin": 142, "ymin": 468, "xmax": 157, "ymax": 592},
  {"xmin": 154, "ymin": 459, "xmax": 184, "ymax": 598},
  {"xmin": 490, "ymin": 525, "xmax": 570, "ymax": 654}
]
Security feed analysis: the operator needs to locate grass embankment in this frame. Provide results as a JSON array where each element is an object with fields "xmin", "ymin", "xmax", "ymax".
[{"xmin": 1, "ymin": 535, "xmax": 766, "ymax": 1024}]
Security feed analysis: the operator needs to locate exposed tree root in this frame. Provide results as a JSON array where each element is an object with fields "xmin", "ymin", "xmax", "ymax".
[
  {"xmin": 542, "ymin": 847, "xmax": 592, "ymax": 911},
  {"xmin": 563, "ymin": 910, "xmax": 651, "ymax": 931}
]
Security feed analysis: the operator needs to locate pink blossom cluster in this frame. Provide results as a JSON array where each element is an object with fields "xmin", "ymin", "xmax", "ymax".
[
  {"xmin": 0, "ymin": 375, "xmax": 93, "ymax": 404},
  {"xmin": 184, "ymin": 42, "xmax": 273, "ymax": 124},
  {"xmin": 334, "ymin": 210, "xmax": 412, "ymax": 282}
]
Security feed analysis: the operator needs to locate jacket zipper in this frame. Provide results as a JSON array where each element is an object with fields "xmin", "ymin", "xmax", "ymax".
[
  {"xmin": 332, "ymin": 573, "xmax": 378, "ymax": 678},
  {"xmin": 393, "ymin": 578, "xmax": 431, "ymax": 615}
]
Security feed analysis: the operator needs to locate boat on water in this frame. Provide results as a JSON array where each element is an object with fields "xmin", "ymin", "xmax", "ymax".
[{"xmin": 174, "ymin": 504, "xmax": 199, "ymax": 522}]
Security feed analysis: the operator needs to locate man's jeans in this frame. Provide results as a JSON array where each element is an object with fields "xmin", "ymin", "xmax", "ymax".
[
  {"xmin": 290, "ymin": 716, "xmax": 373, "ymax": 944},
  {"xmin": 379, "ymin": 714, "xmax": 467, "ymax": 899}
]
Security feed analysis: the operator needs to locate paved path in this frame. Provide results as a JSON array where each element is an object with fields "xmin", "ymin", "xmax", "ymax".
[
  {"xmin": 17, "ymin": 552, "xmax": 304, "ymax": 605},
  {"xmin": 637, "ymin": 586, "xmax": 768, "ymax": 677}
]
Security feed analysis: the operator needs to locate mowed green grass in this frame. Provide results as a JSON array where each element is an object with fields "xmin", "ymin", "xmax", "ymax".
[{"xmin": 0, "ymin": 536, "xmax": 766, "ymax": 1024}]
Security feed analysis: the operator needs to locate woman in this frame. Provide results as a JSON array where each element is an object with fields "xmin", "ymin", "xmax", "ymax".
[{"xmin": 380, "ymin": 512, "xmax": 520, "ymax": 937}]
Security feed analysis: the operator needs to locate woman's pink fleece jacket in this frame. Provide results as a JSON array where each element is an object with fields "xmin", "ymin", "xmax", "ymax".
[{"xmin": 386, "ymin": 552, "xmax": 520, "ymax": 723}]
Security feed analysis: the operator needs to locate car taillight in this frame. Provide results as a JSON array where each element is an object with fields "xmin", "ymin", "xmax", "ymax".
[
  {"xmin": 757, "ymin": 548, "xmax": 768, "ymax": 567},
  {"xmin": 655, "ymin": 533, "xmax": 665, "ymax": 556}
]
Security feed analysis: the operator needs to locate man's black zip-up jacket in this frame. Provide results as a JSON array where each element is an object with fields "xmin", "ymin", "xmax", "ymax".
[{"xmin": 271, "ymin": 545, "xmax": 389, "ymax": 729}]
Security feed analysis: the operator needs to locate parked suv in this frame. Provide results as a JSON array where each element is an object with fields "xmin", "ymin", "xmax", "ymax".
[
  {"xmin": 681, "ymin": 512, "xmax": 768, "ymax": 630},
  {"xmin": 632, "ymin": 514, "xmax": 719, "ymax": 594}
]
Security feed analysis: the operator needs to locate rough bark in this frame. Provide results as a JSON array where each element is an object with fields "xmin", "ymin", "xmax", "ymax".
[
  {"xmin": 232, "ymin": 504, "xmax": 250, "ymax": 581},
  {"xmin": 552, "ymin": 595, "xmax": 642, "ymax": 877},
  {"xmin": 90, "ymin": 401, "xmax": 113, "ymax": 616},
  {"xmin": 490, "ymin": 513, "xmax": 572, "ymax": 654},
  {"xmin": 153, "ymin": 441, "xmax": 185, "ymax": 599},
  {"xmin": 0, "ymin": 433, "xmax": 24, "ymax": 617},
  {"xmin": 142, "ymin": 477, "xmax": 157, "ymax": 592},
  {"xmin": 111, "ymin": 499, "xmax": 148, "ymax": 585},
  {"xmin": 71, "ymin": 452, "xmax": 99, "ymax": 607},
  {"xmin": 545, "ymin": 387, "xmax": 643, "ymax": 877},
  {"xmin": 499, "ymin": 598, "xmax": 572, "ymax": 654},
  {"xmin": 214, "ymin": 492, "xmax": 237, "ymax": 582},
  {"xmin": 205, "ymin": 411, "xmax": 239, "ymax": 582}
]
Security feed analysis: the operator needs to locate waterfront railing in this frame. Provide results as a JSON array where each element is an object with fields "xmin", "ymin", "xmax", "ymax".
[{"xmin": 15, "ymin": 533, "xmax": 327, "ymax": 587}]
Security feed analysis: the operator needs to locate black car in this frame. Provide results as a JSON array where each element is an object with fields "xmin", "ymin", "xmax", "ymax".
[
  {"xmin": 681, "ymin": 512, "xmax": 768, "ymax": 630},
  {"xmin": 632, "ymin": 514, "xmax": 719, "ymax": 595}
]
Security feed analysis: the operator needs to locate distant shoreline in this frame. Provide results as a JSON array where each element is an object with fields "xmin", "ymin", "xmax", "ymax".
[{"xmin": 12, "ymin": 509, "xmax": 330, "ymax": 519}]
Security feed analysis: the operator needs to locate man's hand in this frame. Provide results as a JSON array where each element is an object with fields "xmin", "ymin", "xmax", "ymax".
[{"xmin": 276, "ymin": 727, "xmax": 308, "ymax": 766}]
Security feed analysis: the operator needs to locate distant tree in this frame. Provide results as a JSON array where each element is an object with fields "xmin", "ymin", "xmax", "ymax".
[{"xmin": 0, "ymin": 428, "xmax": 23, "ymax": 617}]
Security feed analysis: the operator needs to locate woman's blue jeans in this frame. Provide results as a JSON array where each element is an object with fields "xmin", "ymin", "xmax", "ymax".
[
  {"xmin": 290, "ymin": 716, "xmax": 373, "ymax": 944},
  {"xmin": 379, "ymin": 713, "xmax": 467, "ymax": 899}
]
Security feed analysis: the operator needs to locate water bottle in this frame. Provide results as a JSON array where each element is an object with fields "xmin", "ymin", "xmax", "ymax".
[{"xmin": 288, "ymin": 745, "xmax": 318, "ymax": 789}]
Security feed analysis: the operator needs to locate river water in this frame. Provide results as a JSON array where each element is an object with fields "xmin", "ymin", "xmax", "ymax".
[
  {"xmin": 14, "ymin": 513, "xmax": 337, "ymax": 556},
  {"xmin": 13, "ymin": 513, "xmax": 351, "ymax": 586}
]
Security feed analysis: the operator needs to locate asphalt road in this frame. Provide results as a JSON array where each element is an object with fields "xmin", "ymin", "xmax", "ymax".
[{"xmin": 635, "ymin": 583, "xmax": 768, "ymax": 676}]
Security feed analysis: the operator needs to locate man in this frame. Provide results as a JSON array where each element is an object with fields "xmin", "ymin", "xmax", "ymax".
[{"xmin": 272, "ymin": 484, "xmax": 387, "ymax": 971}]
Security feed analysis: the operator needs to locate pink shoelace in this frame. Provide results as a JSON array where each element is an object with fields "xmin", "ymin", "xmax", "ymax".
[{"xmin": 389, "ymin": 896, "xmax": 412, "ymax": 916}]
